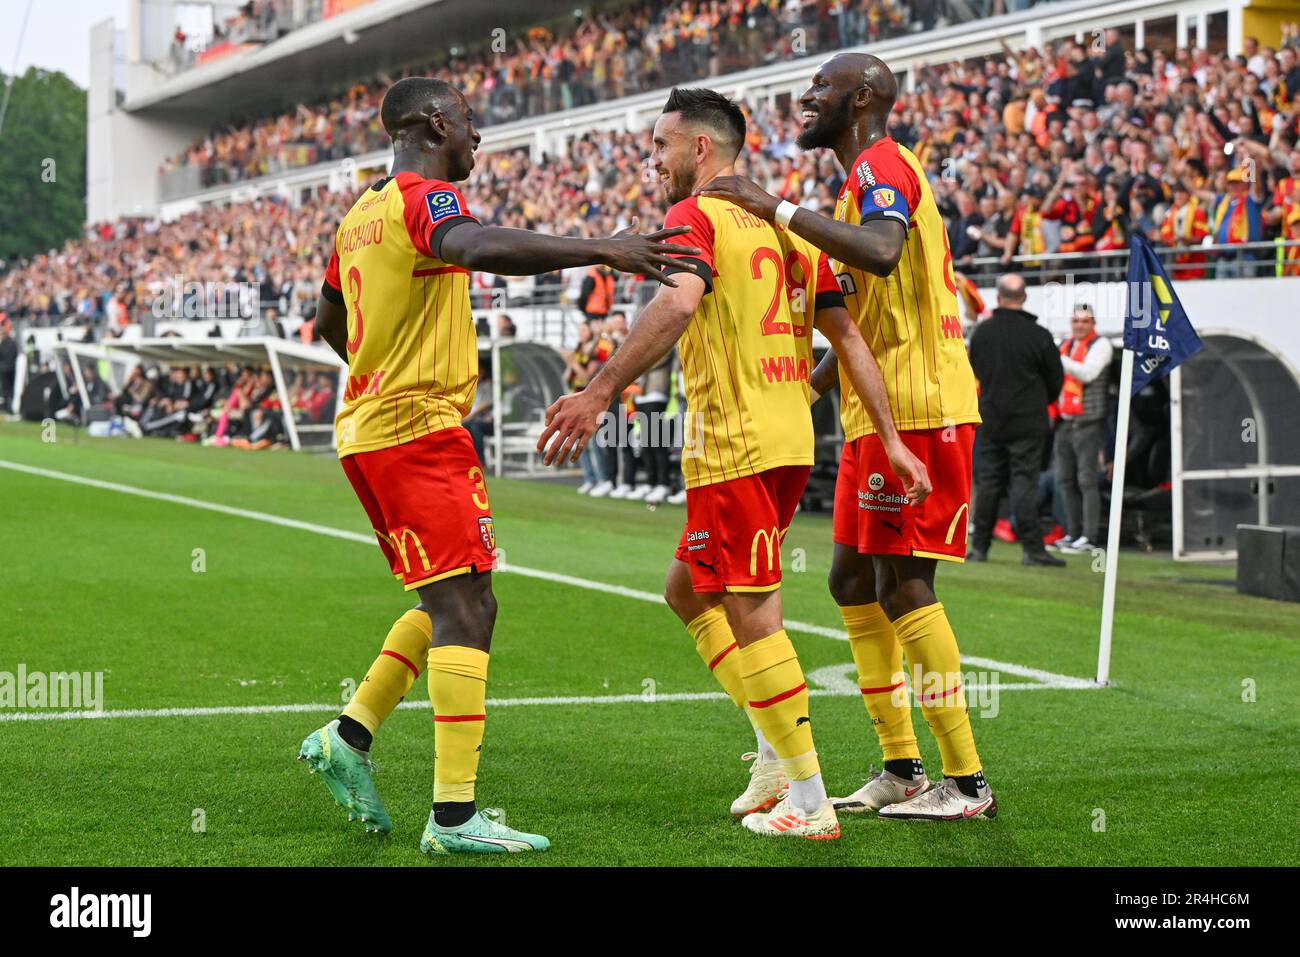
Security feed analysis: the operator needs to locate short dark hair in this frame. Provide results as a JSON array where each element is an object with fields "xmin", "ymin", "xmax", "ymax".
[
  {"xmin": 381, "ymin": 77, "xmax": 460, "ymax": 137},
  {"xmin": 662, "ymin": 87, "xmax": 746, "ymax": 158}
]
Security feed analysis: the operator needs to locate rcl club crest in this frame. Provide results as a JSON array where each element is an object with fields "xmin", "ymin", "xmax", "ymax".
[
  {"xmin": 871, "ymin": 187, "xmax": 896, "ymax": 209},
  {"xmin": 478, "ymin": 516, "xmax": 496, "ymax": 552}
]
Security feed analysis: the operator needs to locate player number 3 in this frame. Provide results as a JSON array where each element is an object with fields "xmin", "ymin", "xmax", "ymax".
[{"xmin": 346, "ymin": 265, "xmax": 365, "ymax": 354}]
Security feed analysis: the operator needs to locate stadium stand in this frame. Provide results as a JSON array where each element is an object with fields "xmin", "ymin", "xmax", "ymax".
[
  {"xmin": 157, "ymin": 0, "xmax": 970, "ymax": 188},
  {"xmin": 8, "ymin": 22, "xmax": 1299, "ymax": 330}
]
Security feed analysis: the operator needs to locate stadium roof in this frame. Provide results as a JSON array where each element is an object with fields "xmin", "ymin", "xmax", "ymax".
[{"xmin": 127, "ymin": 0, "xmax": 594, "ymax": 122}]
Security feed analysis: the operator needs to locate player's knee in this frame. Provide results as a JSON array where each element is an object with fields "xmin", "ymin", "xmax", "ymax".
[
  {"xmin": 663, "ymin": 567, "xmax": 695, "ymax": 622},
  {"xmin": 885, "ymin": 578, "xmax": 935, "ymax": 620},
  {"xmin": 479, "ymin": 587, "xmax": 498, "ymax": 634},
  {"xmin": 828, "ymin": 565, "xmax": 871, "ymax": 607}
]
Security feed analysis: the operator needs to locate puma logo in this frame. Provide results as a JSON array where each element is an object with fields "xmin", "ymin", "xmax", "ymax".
[
  {"xmin": 882, "ymin": 519, "xmax": 907, "ymax": 538},
  {"xmin": 795, "ymin": 716, "xmax": 811, "ymax": 726},
  {"xmin": 695, "ymin": 559, "xmax": 718, "ymax": 573}
]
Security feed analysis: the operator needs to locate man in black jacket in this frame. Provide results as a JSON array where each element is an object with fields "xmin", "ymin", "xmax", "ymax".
[
  {"xmin": 968, "ymin": 274, "xmax": 1066, "ymax": 566},
  {"xmin": 0, "ymin": 329, "xmax": 17, "ymax": 410}
]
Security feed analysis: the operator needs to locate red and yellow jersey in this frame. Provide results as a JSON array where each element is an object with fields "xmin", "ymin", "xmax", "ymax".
[
  {"xmin": 663, "ymin": 195, "xmax": 843, "ymax": 489},
  {"xmin": 322, "ymin": 172, "xmax": 479, "ymax": 458},
  {"xmin": 830, "ymin": 137, "xmax": 981, "ymax": 441}
]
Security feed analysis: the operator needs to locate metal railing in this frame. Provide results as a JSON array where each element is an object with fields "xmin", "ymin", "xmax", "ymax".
[{"xmin": 959, "ymin": 240, "xmax": 1300, "ymax": 283}]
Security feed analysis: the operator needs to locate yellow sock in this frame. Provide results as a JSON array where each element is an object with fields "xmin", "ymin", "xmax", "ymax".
[
  {"xmin": 894, "ymin": 602, "xmax": 981, "ymax": 778},
  {"xmin": 342, "ymin": 609, "xmax": 432, "ymax": 734},
  {"xmin": 686, "ymin": 605, "xmax": 747, "ymax": 710},
  {"xmin": 427, "ymin": 644, "xmax": 489, "ymax": 803},
  {"xmin": 738, "ymin": 631, "xmax": 819, "ymax": 781},
  {"xmin": 841, "ymin": 602, "xmax": 921, "ymax": 762}
]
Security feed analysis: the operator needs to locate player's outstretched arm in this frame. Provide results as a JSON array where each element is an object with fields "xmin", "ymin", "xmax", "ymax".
[
  {"xmin": 814, "ymin": 306, "xmax": 931, "ymax": 504},
  {"xmin": 536, "ymin": 274, "xmax": 705, "ymax": 467},
  {"xmin": 315, "ymin": 295, "xmax": 349, "ymax": 364},
  {"xmin": 696, "ymin": 176, "xmax": 905, "ymax": 276},
  {"xmin": 438, "ymin": 218, "xmax": 699, "ymax": 285}
]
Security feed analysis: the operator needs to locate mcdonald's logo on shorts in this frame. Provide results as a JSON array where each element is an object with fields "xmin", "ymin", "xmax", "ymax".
[
  {"xmin": 381, "ymin": 527, "xmax": 432, "ymax": 574},
  {"xmin": 750, "ymin": 526, "xmax": 787, "ymax": 578}
]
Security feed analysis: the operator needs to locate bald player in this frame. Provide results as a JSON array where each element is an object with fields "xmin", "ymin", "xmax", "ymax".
[
  {"xmin": 539, "ymin": 87, "xmax": 929, "ymax": 840},
  {"xmin": 701, "ymin": 53, "xmax": 997, "ymax": 821},
  {"xmin": 299, "ymin": 77, "xmax": 699, "ymax": 855}
]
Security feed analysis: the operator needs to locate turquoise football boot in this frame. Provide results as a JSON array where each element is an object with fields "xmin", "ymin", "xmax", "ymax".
[
  {"xmin": 298, "ymin": 719, "xmax": 392, "ymax": 833},
  {"xmin": 419, "ymin": 807, "xmax": 549, "ymax": 855}
]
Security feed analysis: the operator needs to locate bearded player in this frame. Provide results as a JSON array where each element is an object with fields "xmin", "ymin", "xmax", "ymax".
[
  {"xmin": 701, "ymin": 53, "xmax": 997, "ymax": 821},
  {"xmin": 538, "ymin": 88, "xmax": 930, "ymax": 840},
  {"xmin": 299, "ymin": 77, "xmax": 699, "ymax": 854}
]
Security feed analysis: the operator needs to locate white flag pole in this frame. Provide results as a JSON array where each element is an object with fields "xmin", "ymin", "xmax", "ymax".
[{"xmin": 1096, "ymin": 347, "xmax": 1134, "ymax": 686}]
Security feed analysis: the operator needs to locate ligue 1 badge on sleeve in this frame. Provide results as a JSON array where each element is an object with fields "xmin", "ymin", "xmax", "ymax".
[
  {"xmin": 478, "ymin": 516, "xmax": 496, "ymax": 552},
  {"xmin": 426, "ymin": 189, "xmax": 464, "ymax": 223}
]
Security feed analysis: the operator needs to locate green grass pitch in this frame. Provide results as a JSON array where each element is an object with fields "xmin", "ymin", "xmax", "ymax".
[{"xmin": 1, "ymin": 419, "xmax": 1295, "ymax": 867}]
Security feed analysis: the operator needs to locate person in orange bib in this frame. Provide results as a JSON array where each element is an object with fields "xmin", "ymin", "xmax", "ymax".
[
  {"xmin": 700, "ymin": 52, "xmax": 998, "ymax": 822},
  {"xmin": 301, "ymin": 76, "xmax": 699, "ymax": 855},
  {"xmin": 539, "ymin": 87, "xmax": 929, "ymax": 841}
]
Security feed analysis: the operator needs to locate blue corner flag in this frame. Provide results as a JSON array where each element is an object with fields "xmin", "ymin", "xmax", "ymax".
[{"xmin": 1124, "ymin": 233, "xmax": 1203, "ymax": 396}]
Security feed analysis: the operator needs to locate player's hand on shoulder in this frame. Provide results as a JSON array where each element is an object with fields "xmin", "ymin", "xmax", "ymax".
[
  {"xmin": 537, "ymin": 389, "xmax": 605, "ymax": 467},
  {"xmin": 695, "ymin": 176, "xmax": 779, "ymax": 220},
  {"xmin": 603, "ymin": 217, "xmax": 700, "ymax": 285}
]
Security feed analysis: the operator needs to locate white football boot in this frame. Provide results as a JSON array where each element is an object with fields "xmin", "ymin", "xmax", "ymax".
[
  {"xmin": 831, "ymin": 764, "xmax": 931, "ymax": 814},
  {"xmin": 742, "ymin": 794, "xmax": 840, "ymax": 840},
  {"xmin": 730, "ymin": 752, "xmax": 788, "ymax": 816},
  {"xmin": 877, "ymin": 776, "xmax": 998, "ymax": 821}
]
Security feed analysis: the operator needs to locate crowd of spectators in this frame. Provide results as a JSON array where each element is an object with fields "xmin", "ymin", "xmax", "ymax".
[
  {"xmin": 925, "ymin": 28, "xmax": 1300, "ymax": 279},
  {"xmin": 1, "ymin": 194, "xmax": 345, "ymax": 328},
  {"xmin": 7, "ymin": 22, "xmax": 1300, "ymax": 335},
  {"xmin": 158, "ymin": 0, "xmax": 935, "ymax": 188}
]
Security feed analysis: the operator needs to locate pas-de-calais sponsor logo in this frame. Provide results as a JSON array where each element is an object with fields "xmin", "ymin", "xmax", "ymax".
[
  {"xmin": 50, "ymin": 887, "xmax": 151, "ymax": 937},
  {"xmin": 867, "ymin": 472, "xmax": 886, "ymax": 492},
  {"xmin": 0, "ymin": 665, "xmax": 103, "ymax": 710}
]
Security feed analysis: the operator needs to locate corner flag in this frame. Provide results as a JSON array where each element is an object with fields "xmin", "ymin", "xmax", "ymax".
[
  {"xmin": 1124, "ymin": 233, "xmax": 1203, "ymax": 396},
  {"xmin": 1097, "ymin": 234, "xmax": 1204, "ymax": 686}
]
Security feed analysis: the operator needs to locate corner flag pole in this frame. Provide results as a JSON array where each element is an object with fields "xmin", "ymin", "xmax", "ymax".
[{"xmin": 1096, "ymin": 345, "xmax": 1134, "ymax": 686}]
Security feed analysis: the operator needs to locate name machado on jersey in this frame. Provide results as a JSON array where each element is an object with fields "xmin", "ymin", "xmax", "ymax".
[{"xmin": 322, "ymin": 172, "xmax": 479, "ymax": 458}]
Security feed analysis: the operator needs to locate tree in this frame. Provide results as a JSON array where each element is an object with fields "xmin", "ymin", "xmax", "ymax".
[{"xmin": 0, "ymin": 67, "xmax": 86, "ymax": 263}]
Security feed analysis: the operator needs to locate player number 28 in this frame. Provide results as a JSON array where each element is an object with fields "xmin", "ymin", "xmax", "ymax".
[{"xmin": 750, "ymin": 247, "xmax": 813, "ymax": 338}]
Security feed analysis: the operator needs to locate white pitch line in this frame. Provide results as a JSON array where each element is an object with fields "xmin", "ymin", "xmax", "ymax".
[
  {"xmin": 0, "ymin": 682, "xmax": 1091, "ymax": 723},
  {"xmin": 0, "ymin": 457, "xmax": 1100, "ymax": 694}
]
